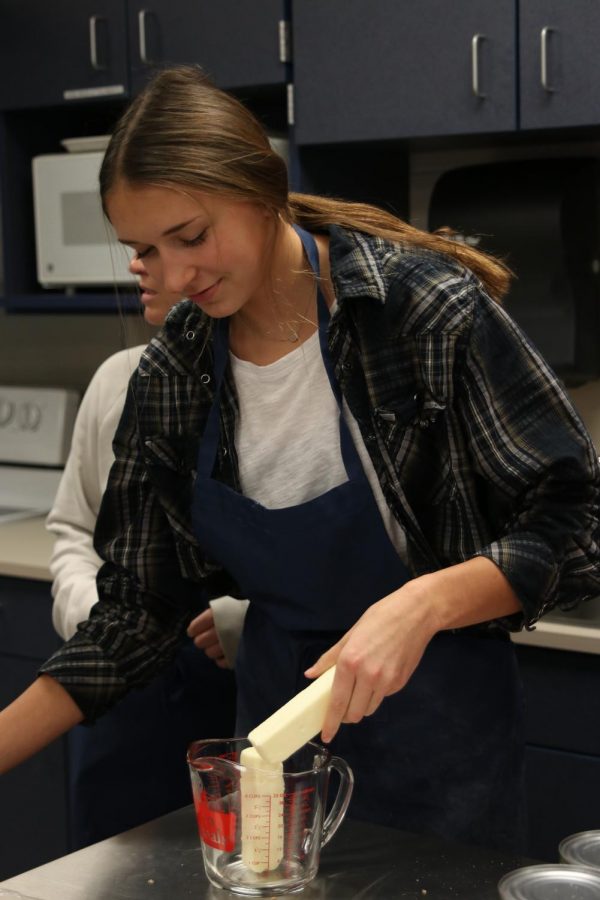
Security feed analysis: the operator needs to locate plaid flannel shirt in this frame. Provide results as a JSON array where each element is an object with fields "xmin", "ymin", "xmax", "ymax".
[{"xmin": 40, "ymin": 226, "xmax": 600, "ymax": 721}]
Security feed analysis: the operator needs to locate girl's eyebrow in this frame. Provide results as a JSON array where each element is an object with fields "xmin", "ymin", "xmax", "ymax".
[
  {"xmin": 117, "ymin": 215, "xmax": 204, "ymax": 246},
  {"xmin": 162, "ymin": 215, "xmax": 203, "ymax": 236}
]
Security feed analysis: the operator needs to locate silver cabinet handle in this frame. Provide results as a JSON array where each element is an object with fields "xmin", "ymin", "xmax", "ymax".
[
  {"xmin": 89, "ymin": 15, "xmax": 107, "ymax": 71},
  {"xmin": 471, "ymin": 34, "xmax": 487, "ymax": 99},
  {"xmin": 138, "ymin": 9, "xmax": 153, "ymax": 65},
  {"xmin": 540, "ymin": 26, "xmax": 557, "ymax": 92}
]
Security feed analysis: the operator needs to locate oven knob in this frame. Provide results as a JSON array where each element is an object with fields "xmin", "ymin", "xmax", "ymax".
[
  {"xmin": 19, "ymin": 402, "xmax": 42, "ymax": 431},
  {"xmin": 0, "ymin": 398, "xmax": 14, "ymax": 427}
]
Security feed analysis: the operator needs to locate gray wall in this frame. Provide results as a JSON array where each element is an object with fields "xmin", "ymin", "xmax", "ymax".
[{"xmin": 0, "ymin": 309, "xmax": 155, "ymax": 395}]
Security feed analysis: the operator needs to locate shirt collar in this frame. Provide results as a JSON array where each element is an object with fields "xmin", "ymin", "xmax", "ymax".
[{"xmin": 328, "ymin": 225, "xmax": 390, "ymax": 306}]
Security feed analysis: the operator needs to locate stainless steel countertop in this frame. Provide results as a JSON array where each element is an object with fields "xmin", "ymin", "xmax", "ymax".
[{"xmin": 1, "ymin": 806, "xmax": 533, "ymax": 900}]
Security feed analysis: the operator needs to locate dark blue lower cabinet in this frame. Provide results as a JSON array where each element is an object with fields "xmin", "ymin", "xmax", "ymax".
[
  {"xmin": 517, "ymin": 643, "xmax": 600, "ymax": 862},
  {"xmin": 525, "ymin": 745, "xmax": 600, "ymax": 862},
  {"xmin": 0, "ymin": 655, "xmax": 70, "ymax": 879},
  {"xmin": 0, "ymin": 577, "xmax": 69, "ymax": 880}
]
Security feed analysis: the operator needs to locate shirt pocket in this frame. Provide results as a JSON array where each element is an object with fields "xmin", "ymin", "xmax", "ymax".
[
  {"xmin": 365, "ymin": 337, "xmax": 457, "ymax": 508},
  {"xmin": 375, "ymin": 394, "xmax": 455, "ymax": 506}
]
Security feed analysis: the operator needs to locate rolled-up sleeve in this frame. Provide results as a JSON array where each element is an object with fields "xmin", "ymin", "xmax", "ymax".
[
  {"xmin": 459, "ymin": 285, "xmax": 600, "ymax": 627},
  {"xmin": 39, "ymin": 374, "xmax": 205, "ymax": 722}
]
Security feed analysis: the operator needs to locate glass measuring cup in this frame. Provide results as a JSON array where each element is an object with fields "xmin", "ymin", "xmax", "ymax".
[{"xmin": 187, "ymin": 737, "xmax": 354, "ymax": 896}]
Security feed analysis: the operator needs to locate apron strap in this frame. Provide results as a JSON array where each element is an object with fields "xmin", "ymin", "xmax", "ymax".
[{"xmin": 294, "ymin": 225, "xmax": 365, "ymax": 481}]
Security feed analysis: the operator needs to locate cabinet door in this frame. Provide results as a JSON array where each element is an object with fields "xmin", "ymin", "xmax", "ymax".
[
  {"xmin": 516, "ymin": 645, "xmax": 600, "ymax": 756},
  {"xmin": 128, "ymin": 0, "xmax": 287, "ymax": 95},
  {"xmin": 0, "ymin": 578, "xmax": 67, "ymax": 877},
  {"xmin": 293, "ymin": 0, "xmax": 516, "ymax": 144},
  {"xmin": 525, "ymin": 746, "xmax": 600, "ymax": 862},
  {"xmin": 0, "ymin": 577, "xmax": 60, "ymax": 659},
  {"xmin": 520, "ymin": 0, "xmax": 600, "ymax": 130},
  {"xmin": 0, "ymin": 0, "xmax": 129, "ymax": 110}
]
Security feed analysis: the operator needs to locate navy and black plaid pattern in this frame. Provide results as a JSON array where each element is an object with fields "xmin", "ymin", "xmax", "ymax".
[{"xmin": 41, "ymin": 226, "xmax": 600, "ymax": 722}]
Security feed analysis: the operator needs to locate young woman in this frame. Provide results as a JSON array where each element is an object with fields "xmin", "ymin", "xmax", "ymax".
[{"xmin": 2, "ymin": 66, "xmax": 599, "ymax": 853}]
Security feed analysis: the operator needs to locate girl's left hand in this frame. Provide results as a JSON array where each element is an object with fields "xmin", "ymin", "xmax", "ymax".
[{"xmin": 304, "ymin": 581, "xmax": 439, "ymax": 743}]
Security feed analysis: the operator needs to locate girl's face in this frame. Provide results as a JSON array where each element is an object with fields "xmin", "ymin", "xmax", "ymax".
[
  {"xmin": 107, "ymin": 181, "xmax": 274, "ymax": 319},
  {"xmin": 128, "ymin": 255, "xmax": 180, "ymax": 326}
]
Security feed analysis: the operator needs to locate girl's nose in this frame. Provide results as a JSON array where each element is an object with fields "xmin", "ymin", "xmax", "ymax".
[
  {"xmin": 128, "ymin": 255, "xmax": 147, "ymax": 277},
  {"xmin": 162, "ymin": 263, "xmax": 196, "ymax": 295}
]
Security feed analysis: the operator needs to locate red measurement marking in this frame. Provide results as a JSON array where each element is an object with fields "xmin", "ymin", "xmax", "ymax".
[
  {"xmin": 195, "ymin": 790, "xmax": 237, "ymax": 852},
  {"xmin": 283, "ymin": 786, "xmax": 315, "ymax": 874}
]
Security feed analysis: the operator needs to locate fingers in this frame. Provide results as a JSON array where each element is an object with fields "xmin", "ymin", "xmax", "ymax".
[
  {"xmin": 320, "ymin": 655, "xmax": 390, "ymax": 742},
  {"xmin": 187, "ymin": 608, "xmax": 214, "ymax": 639},
  {"xmin": 187, "ymin": 609, "xmax": 229, "ymax": 668},
  {"xmin": 365, "ymin": 692, "xmax": 385, "ymax": 717},
  {"xmin": 201, "ymin": 636, "xmax": 225, "ymax": 659},
  {"xmin": 304, "ymin": 635, "xmax": 384, "ymax": 742},
  {"xmin": 214, "ymin": 656, "xmax": 232, "ymax": 670},
  {"xmin": 343, "ymin": 678, "xmax": 379, "ymax": 725},
  {"xmin": 194, "ymin": 631, "xmax": 228, "ymax": 667},
  {"xmin": 304, "ymin": 636, "xmax": 346, "ymax": 680},
  {"xmin": 320, "ymin": 663, "xmax": 354, "ymax": 743},
  {"xmin": 320, "ymin": 680, "xmax": 384, "ymax": 742}
]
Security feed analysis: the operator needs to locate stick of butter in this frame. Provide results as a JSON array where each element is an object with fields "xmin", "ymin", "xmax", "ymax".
[
  {"xmin": 248, "ymin": 665, "xmax": 336, "ymax": 765},
  {"xmin": 239, "ymin": 746, "xmax": 284, "ymax": 873}
]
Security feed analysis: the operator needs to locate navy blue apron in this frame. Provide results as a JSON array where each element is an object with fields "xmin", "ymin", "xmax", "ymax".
[{"xmin": 191, "ymin": 226, "xmax": 525, "ymax": 852}]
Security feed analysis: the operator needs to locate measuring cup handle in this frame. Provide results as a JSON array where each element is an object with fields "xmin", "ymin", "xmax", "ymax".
[{"xmin": 321, "ymin": 756, "xmax": 354, "ymax": 848}]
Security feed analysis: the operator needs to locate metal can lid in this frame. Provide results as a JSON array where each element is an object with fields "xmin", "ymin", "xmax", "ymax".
[
  {"xmin": 498, "ymin": 864, "xmax": 600, "ymax": 899},
  {"xmin": 560, "ymin": 832, "xmax": 600, "ymax": 870}
]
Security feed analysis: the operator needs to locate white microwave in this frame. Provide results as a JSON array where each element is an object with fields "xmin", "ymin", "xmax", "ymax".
[
  {"xmin": 32, "ymin": 135, "xmax": 289, "ymax": 289},
  {"xmin": 32, "ymin": 148, "xmax": 133, "ymax": 288}
]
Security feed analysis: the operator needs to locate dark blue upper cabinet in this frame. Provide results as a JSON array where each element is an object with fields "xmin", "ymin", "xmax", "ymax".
[
  {"xmin": 0, "ymin": 0, "xmax": 129, "ymax": 110},
  {"xmin": 293, "ymin": 0, "xmax": 516, "ymax": 144},
  {"xmin": 520, "ymin": 0, "xmax": 600, "ymax": 131},
  {"xmin": 128, "ymin": 0, "xmax": 288, "ymax": 95}
]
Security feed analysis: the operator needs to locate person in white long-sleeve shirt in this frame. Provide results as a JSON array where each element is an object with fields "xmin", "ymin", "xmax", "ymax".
[
  {"xmin": 49, "ymin": 344, "xmax": 144, "ymax": 640},
  {"xmin": 46, "ymin": 257, "xmax": 247, "ymax": 848},
  {"xmin": 48, "ymin": 343, "xmax": 248, "ymax": 656}
]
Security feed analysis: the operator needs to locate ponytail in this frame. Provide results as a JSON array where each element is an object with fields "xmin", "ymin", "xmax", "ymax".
[{"xmin": 287, "ymin": 193, "xmax": 512, "ymax": 302}]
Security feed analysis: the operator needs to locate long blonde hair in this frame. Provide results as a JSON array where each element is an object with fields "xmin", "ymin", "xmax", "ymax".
[{"xmin": 100, "ymin": 65, "xmax": 511, "ymax": 301}]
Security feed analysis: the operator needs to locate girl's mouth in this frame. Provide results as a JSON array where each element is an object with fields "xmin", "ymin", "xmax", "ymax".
[{"xmin": 189, "ymin": 280, "xmax": 221, "ymax": 305}]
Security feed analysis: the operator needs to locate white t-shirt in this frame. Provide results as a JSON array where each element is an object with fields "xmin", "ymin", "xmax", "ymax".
[{"xmin": 230, "ymin": 330, "xmax": 408, "ymax": 561}]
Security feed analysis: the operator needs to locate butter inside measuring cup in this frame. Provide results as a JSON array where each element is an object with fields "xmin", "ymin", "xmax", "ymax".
[{"xmin": 240, "ymin": 666, "xmax": 336, "ymax": 874}]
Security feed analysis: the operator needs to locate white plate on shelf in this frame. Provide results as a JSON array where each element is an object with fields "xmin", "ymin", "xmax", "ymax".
[{"xmin": 60, "ymin": 135, "xmax": 111, "ymax": 153}]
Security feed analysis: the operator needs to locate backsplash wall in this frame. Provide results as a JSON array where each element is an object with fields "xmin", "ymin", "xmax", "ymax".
[{"xmin": 0, "ymin": 309, "xmax": 155, "ymax": 396}]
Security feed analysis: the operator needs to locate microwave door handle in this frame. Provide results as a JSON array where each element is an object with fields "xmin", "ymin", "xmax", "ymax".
[{"xmin": 89, "ymin": 15, "xmax": 107, "ymax": 71}]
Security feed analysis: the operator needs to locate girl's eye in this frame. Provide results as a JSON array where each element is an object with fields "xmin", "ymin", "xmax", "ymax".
[
  {"xmin": 134, "ymin": 247, "xmax": 153, "ymax": 260},
  {"xmin": 180, "ymin": 229, "xmax": 207, "ymax": 248}
]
